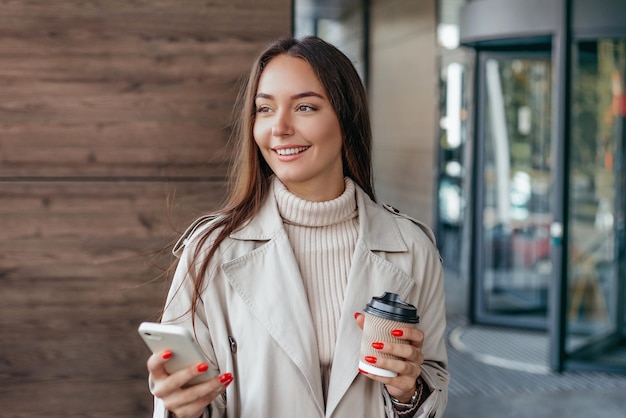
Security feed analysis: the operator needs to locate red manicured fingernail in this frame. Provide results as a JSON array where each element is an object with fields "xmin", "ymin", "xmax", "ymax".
[
  {"xmin": 364, "ymin": 356, "xmax": 377, "ymax": 364},
  {"xmin": 354, "ymin": 312, "xmax": 361, "ymax": 320},
  {"xmin": 197, "ymin": 363, "xmax": 209, "ymax": 373},
  {"xmin": 219, "ymin": 372, "xmax": 233, "ymax": 385},
  {"xmin": 372, "ymin": 342, "xmax": 384, "ymax": 350},
  {"xmin": 391, "ymin": 329, "xmax": 404, "ymax": 337},
  {"xmin": 358, "ymin": 368, "xmax": 369, "ymax": 374},
  {"xmin": 162, "ymin": 350, "xmax": 172, "ymax": 359}
]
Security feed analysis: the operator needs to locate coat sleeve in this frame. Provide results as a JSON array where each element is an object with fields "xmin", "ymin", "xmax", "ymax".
[
  {"xmin": 415, "ymin": 230, "xmax": 449, "ymax": 417},
  {"xmin": 396, "ymin": 219, "xmax": 450, "ymax": 418},
  {"xmin": 151, "ymin": 227, "xmax": 226, "ymax": 418}
]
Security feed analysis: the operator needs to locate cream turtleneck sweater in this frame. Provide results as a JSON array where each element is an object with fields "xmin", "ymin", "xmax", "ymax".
[{"xmin": 273, "ymin": 177, "xmax": 359, "ymax": 404}]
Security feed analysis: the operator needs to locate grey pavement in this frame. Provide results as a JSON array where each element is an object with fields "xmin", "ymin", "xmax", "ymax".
[
  {"xmin": 445, "ymin": 388, "xmax": 626, "ymax": 418},
  {"xmin": 443, "ymin": 268, "xmax": 626, "ymax": 417}
]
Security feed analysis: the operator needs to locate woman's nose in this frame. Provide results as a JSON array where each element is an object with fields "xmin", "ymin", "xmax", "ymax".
[{"xmin": 272, "ymin": 110, "xmax": 294, "ymax": 137}]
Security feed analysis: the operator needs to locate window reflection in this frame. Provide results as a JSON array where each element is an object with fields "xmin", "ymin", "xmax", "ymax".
[
  {"xmin": 437, "ymin": 59, "xmax": 469, "ymax": 269},
  {"xmin": 481, "ymin": 55, "xmax": 553, "ymax": 318},
  {"xmin": 567, "ymin": 39, "xmax": 625, "ymax": 353}
]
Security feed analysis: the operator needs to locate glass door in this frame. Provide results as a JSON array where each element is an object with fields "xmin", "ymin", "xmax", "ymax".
[
  {"xmin": 564, "ymin": 38, "xmax": 626, "ymax": 371},
  {"xmin": 473, "ymin": 51, "xmax": 553, "ymax": 328}
]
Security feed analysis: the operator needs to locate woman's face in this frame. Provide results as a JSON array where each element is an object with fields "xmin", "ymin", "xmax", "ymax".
[{"xmin": 253, "ymin": 54, "xmax": 344, "ymax": 202}]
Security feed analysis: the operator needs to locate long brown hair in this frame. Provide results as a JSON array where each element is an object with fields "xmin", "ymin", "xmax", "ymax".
[{"xmin": 184, "ymin": 36, "xmax": 375, "ymax": 319}]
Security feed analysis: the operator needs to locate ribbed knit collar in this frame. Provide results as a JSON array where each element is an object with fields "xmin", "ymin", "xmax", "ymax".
[{"xmin": 273, "ymin": 176, "xmax": 358, "ymax": 227}]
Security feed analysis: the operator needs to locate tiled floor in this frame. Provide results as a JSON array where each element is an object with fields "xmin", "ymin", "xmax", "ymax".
[
  {"xmin": 446, "ymin": 314, "xmax": 626, "ymax": 398},
  {"xmin": 443, "ymin": 269, "xmax": 626, "ymax": 417}
]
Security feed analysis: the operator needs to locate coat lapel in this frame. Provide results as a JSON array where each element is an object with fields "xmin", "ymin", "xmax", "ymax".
[
  {"xmin": 222, "ymin": 188, "xmax": 325, "ymax": 414},
  {"xmin": 325, "ymin": 190, "xmax": 416, "ymax": 417}
]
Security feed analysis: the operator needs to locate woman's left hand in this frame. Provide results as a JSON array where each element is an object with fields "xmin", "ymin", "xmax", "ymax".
[{"xmin": 354, "ymin": 312, "xmax": 424, "ymax": 403}]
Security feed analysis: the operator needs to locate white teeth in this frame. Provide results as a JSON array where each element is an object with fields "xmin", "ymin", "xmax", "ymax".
[{"xmin": 275, "ymin": 146, "xmax": 309, "ymax": 155}]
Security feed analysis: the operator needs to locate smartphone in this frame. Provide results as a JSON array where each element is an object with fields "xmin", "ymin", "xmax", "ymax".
[{"xmin": 138, "ymin": 322, "xmax": 216, "ymax": 386}]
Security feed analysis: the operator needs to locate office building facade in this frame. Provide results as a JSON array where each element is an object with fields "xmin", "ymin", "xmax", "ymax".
[{"xmin": 296, "ymin": 0, "xmax": 626, "ymax": 373}]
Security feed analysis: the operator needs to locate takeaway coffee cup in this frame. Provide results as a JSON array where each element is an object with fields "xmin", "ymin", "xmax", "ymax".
[{"xmin": 358, "ymin": 292, "xmax": 420, "ymax": 377}]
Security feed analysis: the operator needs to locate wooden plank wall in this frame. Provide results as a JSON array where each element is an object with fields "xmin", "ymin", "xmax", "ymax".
[{"xmin": 0, "ymin": 1, "xmax": 291, "ymax": 416}]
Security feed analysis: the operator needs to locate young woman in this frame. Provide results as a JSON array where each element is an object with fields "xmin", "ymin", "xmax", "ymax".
[{"xmin": 146, "ymin": 36, "xmax": 449, "ymax": 418}]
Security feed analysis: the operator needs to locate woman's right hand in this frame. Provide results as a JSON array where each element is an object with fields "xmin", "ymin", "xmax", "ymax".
[{"xmin": 147, "ymin": 350, "xmax": 234, "ymax": 418}]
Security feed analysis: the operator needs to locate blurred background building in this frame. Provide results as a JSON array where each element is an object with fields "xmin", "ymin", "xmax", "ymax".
[
  {"xmin": 1, "ymin": 0, "xmax": 625, "ymax": 415},
  {"xmin": 296, "ymin": 0, "xmax": 626, "ymax": 376}
]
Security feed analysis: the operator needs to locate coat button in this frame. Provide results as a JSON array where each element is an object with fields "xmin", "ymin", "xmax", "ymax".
[{"xmin": 228, "ymin": 336, "xmax": 237, "ymax": 354}]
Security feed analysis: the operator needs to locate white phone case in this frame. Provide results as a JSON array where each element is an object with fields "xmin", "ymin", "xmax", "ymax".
[{"xmin": 138, "ymin": 322, "xmax": 216, "ymax": 386}]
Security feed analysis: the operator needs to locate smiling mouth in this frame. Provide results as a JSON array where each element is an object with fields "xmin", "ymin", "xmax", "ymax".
[{"xmin": 274, "ymin": 146, "xmax": 310, "ymax": 156}]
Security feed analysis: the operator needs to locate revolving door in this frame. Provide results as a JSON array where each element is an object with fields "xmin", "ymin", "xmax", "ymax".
[{"xmin": 461, "ymin": 0, "xmax": 626, "ymax": 372}]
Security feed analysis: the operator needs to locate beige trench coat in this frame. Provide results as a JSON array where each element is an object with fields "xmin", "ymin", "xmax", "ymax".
[{"xmin": 153, "ymin": 181, "xmax": 449, "ymax": 418}]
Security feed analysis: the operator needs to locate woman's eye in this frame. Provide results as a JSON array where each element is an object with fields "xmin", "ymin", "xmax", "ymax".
[
  {"xmin": 297, "ymin": 104, "xmax": 315, "ymax": 112},
  {"xmin": 256, "ymin": 105, "xmax": 271, "ymax": 113}
]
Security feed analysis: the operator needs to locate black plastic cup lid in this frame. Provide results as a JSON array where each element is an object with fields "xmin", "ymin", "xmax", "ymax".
[{"xmin": 364, "ymin": 292, "xmax": 419, "ymax": 323}]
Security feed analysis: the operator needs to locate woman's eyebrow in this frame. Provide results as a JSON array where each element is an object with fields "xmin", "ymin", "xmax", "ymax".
[
  {"xmin": 254, "ymin": 91, "xmax": 325, "ymax": 101},
  {"xmin": 291, "ymin": 91, "xmax": 324, "ymax": 100}
]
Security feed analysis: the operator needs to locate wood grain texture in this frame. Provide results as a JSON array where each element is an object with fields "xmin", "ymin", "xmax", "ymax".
[
  {"xmin": 0, "ymin": 0, "xmax": 292, "ymax": 178},
  {"xmin": 0, "ymin": 0, "xmax": 291, "ymax": 415},
  {"xmin": 0, "ymin": 180, "xmax": 225, "ymax": 416}
]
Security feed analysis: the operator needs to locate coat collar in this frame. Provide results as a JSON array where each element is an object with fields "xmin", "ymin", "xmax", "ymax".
[
  {"xmin": 230, "ymin": 178, "xmax": 408, "ymax": 253},
  {"xmin": 224, "ymin": 178, "xmax": 414, "ymax": 416}
]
